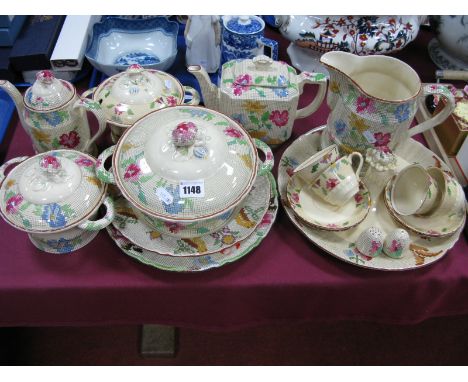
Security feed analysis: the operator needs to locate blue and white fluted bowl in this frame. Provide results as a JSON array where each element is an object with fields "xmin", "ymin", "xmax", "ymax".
[{"xmin": 85, "ymin": 17, "xmax": 179, "ymax": 76}]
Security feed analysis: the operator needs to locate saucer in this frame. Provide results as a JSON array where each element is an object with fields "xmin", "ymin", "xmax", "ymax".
[
  {"xmin": 287, "ymin": 174, "xmax": 371, "ymax": 231},
  {"xmin": 384, "ymin": 175, "xmax": 466, "ymax": 238},
  {"xmin": 428, "ymin": 38, "xmax": 468, "ymax": 71},
  {"xmin": 112, "ymin": 173, "xmax": 271, "ymax": 257},
  {"xmin": 106, "ymin": 174, "xmax": 278, "ymax": 272}
]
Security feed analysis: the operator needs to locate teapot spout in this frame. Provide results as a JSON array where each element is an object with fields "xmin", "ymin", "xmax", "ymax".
[
  {"xmin": 187, "ymin": 65, "xmax": 219, "ymax": 110},
  {"xmin": 0, "ymin": 80, "xmax": 26, "ymax": 127}
]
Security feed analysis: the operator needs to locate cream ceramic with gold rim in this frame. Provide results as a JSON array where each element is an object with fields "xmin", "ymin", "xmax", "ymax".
[
  {"xmin": 96, "ymin": 105, "xmax": 274, "ymax": 238},
  {"xmin": 82, "ymin": 64, "xmax": 200, "ymax": 141},
  {"xmin": 0, "ymin": 150, "xmax": 114, "ymax": 254},
  {"xmin": 287, "ymin": 174, "xmax": 371, "ymax": 231}
]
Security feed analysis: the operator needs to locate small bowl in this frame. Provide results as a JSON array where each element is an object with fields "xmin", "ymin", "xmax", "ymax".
[
  {"xmin": 391, "ymin": 164, "xmax": 439, "ymax": 216},
  {"xmin": 85, "ymin": 17, "xmax": 178, "ymax": 77},
  {"xmin": 427, "ymin": 167, "xmax": 461, "ymax": 217}
]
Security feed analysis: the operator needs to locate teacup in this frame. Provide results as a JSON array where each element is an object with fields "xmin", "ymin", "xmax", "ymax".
[
  {"xmin": 427, "ymin": 167, "xmax": 460, "ymax": 217},
  {"xmin": 391, "ymin": 164, "xmax": 439, "ymax": 216},
  {"xmin": 311, "ymin": 152, "xmax": 364, "ymax": 207},
  {"xmin": 293, "ymin": 144, "xmax": 340, "ymax": 184}
]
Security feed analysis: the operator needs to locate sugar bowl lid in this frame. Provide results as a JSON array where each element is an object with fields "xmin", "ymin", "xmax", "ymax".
[
  {"xmin": 95, "ymin": 64, "xmax": 185, "ymax": 127},
  {"xmin": 24, "ymin": 70, "xmax": 75, "ymax": 111},
  {"xmin": 113, "ymin": 106, "xmax": 258, "ymax": 221},
  {"xmin": 0, "ymin": 151, "xmax": 106, "ymax": 233},
  {"xmin": 222, "ymin": 15, "xmax": 265, "ymax": 34}
]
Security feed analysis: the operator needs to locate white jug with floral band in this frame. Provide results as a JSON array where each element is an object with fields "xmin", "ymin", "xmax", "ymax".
[{"xmin": 319, "ymin": 51, "xmax": 455, "ymax": 155}]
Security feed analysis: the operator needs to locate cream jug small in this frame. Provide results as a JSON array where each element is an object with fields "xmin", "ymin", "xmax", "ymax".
[
  {"xmin": 319, "ymin": 51, "xmax": 455, "ymax": 155},
  {"xmin": 0, "ymin": 70, "xmax": 107, "ymax": 154}
]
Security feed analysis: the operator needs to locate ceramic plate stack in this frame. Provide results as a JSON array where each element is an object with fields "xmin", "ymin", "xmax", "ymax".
[
  {"xmin": 97, "ymin": 105, "xmax": 279, "ymax": 272},
  {"xmin": 278, "ymin": 127, "xmax": 466, "ymax": 271}
]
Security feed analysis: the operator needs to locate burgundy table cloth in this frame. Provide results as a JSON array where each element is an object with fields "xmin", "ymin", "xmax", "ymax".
[{"xmin": 0, "ymin": 26, "xmax": 467, "ymax": 330}]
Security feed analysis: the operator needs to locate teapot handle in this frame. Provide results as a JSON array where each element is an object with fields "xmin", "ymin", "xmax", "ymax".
[
  {"xmin": 73, "ymin": 98, "xmax": 108, "ymax": 153},
  {"xmin": 182, "ymin": 86, "xmax": 201, "ymax": 106},
  {"xmin": 253, "ymin": 138, "xmax": 274, "ymax": 176},
  {"xmin": 0, "ymin": 156, "xmax": 29, "ymax": 184},
  {"xmin": 409, "ymin": 84, "xmax": 455, "ymax": 137},
  {"xmin": 78, "ymin": 195, "xmax": 115, "ymax": 231},
  {"xmin": 295, "ymin": 72, "xmax": 328, "ymax": 119},
  {"xmin": 96, "ymin": 145, "xmax": 116, "ymax": 184}
]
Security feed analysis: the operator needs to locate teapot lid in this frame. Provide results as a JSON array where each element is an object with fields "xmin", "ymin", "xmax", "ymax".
[
  {"xmin": 95, "ymin": 64, "xmax": 185, "ymax": 127},
  {"xmin": 112, "ymin": 106, "xmax": 258, "ymax": 222},
  {"xmin": 24, "ymin": 71, "xmax": 75, "ymax": 111},
  {"xmin": 0, "ymin": 151, "xmax": 106, "ymax": 233},
  {"xmin": 220, "ymin": 55, "xmax": 298, "ymax": 96},
  {"xmin": 223, "ymin": 15, "xmax": 264, "ymax": 34}
]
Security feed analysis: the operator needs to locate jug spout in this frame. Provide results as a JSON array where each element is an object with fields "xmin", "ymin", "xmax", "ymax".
[
  {"xmin": 187, "ymin": 65, "xmax": 219, "ymax": 110},
  {"xmin": 0, "ymin": 80, "xmax": 26, "ymax": 127}
]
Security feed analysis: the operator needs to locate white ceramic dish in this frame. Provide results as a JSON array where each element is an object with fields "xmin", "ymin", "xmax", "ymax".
[{"xmin": 278, "ymin": 127, "xmax": 465, "ymax": 271}]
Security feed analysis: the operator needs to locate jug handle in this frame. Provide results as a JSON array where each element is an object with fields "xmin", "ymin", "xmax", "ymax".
[
  {"xmin": 295, "ymin": 72, "xmax": 328, "ymax": 119},
  {"xmin": 73, "ymin": 98, "xmax": 108, "ymax": 153},
  {"xmin": 409, "ymin": 84, "xmax": 455, "ymax": 137},
  {"xmin": 182, "ymin": 86, "xmax": 201, "ymax": 106}
]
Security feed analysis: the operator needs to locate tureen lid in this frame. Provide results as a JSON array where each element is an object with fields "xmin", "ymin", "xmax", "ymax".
[
  {"xmin": 24, "ymin": 70, "xmax": 75, "ymax": 111},
  {"xmin": 0, "ymin": 150, "xmax": 106, "ymax": 233},
  {"xmin": 223, "ymin": 15, "xmax": 264, "ymax": 34},
  {"xmin": 95, "ymin": 64, "xmax": 185, "ymax": 127},
  {"xmin": 113, "ymin": 106, "xmax": 258, "ymax": 221},
  {"xmin": 220, "ymin": 55, "xmax": 298, "ymax": 96}
]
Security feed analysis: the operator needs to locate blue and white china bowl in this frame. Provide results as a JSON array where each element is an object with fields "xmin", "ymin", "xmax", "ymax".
[{"xmin": 85, "ymin": 17, "xmax": 179, "ymax": 77}]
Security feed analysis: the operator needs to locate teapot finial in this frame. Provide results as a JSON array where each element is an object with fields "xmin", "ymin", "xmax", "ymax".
[{"xmin": 36, "ymin": 70, "xmax": 55, "ymax": 84}]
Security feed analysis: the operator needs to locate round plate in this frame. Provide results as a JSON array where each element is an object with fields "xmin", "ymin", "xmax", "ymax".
[
  {"xmin": 106, "ymin": 174, "xmax": 278, "ymax": 272},
  {"xmin": 112, "ymin": 174, "xmax": 271, "ymax": 256},
  {"xmin": 428, "ymin": 38, "xmax": 468, "ymax": 71},
  {"xmin": 278, "ymin": 127, "xmax": 465, "ymax": 271},
  {"xmin": 383, "ymin": 175, "xmax": 466, "ymax": 238},
  {"xmin": 287, "ymin": 174, "xmax": 371, "ymax": 231}
]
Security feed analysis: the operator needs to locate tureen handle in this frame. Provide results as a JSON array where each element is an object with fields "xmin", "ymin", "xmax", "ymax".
[
  {"xmin": 409, "ymin": 84, "xmax": 456, "ymax": 137},
  {"xmin": 182, "ymin": 86, "xmax": 201, "ymax": 106},
  {"xmin": 295, "ymin": 72, "xmax": 328, "ymax": 119},
  {"xmin": 78, "ymin": 196, "xmax": 115, "ymax": 231},
  {"xmin": 253, "ymin": 138, "xmax": 274, "ymax": 176},
  {"xmin": 73, "ymin": 98, "xmax": 108, "ymax": 153},
  {"xmin": 81, "ymin": 87, "xmax": 97, "ymax": 99},
  {"xmin": 96, "ymin": 146, "xmax": 116, "ymax": 184},
  {"xmin": 0, "ymin": 156, "xmax": 29, "ymax": 184}
]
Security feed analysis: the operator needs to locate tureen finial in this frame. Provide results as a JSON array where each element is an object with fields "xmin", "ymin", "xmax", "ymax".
[
  {"xmin": 172, "ymin": 122, "xmax": 198, "ymax": 147},
  {"xmin": 128, "ymin": 64, "xmax": 144, "ymax": 74}
]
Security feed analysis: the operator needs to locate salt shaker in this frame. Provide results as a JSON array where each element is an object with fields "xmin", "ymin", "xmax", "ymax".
[
  {"xmin": 356, "ymin": 226, "xmax": 385, "ymax": 258},
  {"xmin": 383, "ymin": 229, "xmax": 410, "ymax": 259}
]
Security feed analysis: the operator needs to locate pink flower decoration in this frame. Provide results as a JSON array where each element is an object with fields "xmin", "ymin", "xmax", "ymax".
[
  {"xmin": 269, "ymin": 110, "xmax": 289, "ymax": 127},
  {"xmin": 354, "ymin": 193, "xmax": 363, "ymax": 204},
  {"xmin": 224, "ymin": 127, "xmax": 243, "ymax": 138},
  {"xmin": 260, "ymin": 212, "xmax": 273, "ymax": 226},
  {"xmin": 59, "ymin": 131, "xmax": 80, "ymax": 149},
  {"xmin": 291, "ymin": 192, "xmax": 300, "ymax": 204},
  {"xmin": 266, "ymin": 152, "xmax": 273, "ymax": 161},
  {"xmin": 75, "ymin": 157, "xmax": 94, "ymax": 167},
  {"xmin": 373, "ymin": 132, "xmax": 391, "ymax": 148},
  {"xmin": 164, "ymin": 221, "xmax": 184, "ymax": 234},
  {"xmin": 326, "ymin": 178, "xmax": 339, "ymax": 190},
  {"xmin": 114, "ymin": 103, "xmax": 126, "ymax": 116},
  {"xmin": 172, "ymin": 121, "xmax": 198, "ymax": 146},
  {"xmin": 124, "ymin": 163, "xmax": 141, "ymax": 181},
  {"xmin": 166, "ymin": 96, "xmax": 177, "ymax": 106},
  {"xmin": 6, "ymin": 194, "xmax": 23, "ymax": 214},
  {"xmin": 370, "ymin": 240, "xmax": 381, "ymax": 254},
  {"xmin": 390, "ymin": 240, "xmax": 401, "ymax": 253},
  {"xmin": 286, "ymin": 167, "xmax": 294, "ymax": 177},
  {"xmin": 40, "ymin": 155, "xmax": 61, "ymax": 170},
  {"xmin": 232, "ymin": 74, "xmax": 252, "ymax": 96},
  {"xmin": 356, "ymin": 96, "xmax": 373, "ymax": 113},
  {"xmin": 327, "ymin": 223, "xmax": 338, "ymax": 228}
]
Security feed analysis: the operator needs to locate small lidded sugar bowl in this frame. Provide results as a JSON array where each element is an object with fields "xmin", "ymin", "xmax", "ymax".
[
  {"xmin": 356, "ymin": 226, "xmax": 385, "ymax": 258},
  {"xmin": 0, "ymin": 150, "xmax": 114, "ymax": 254}
]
